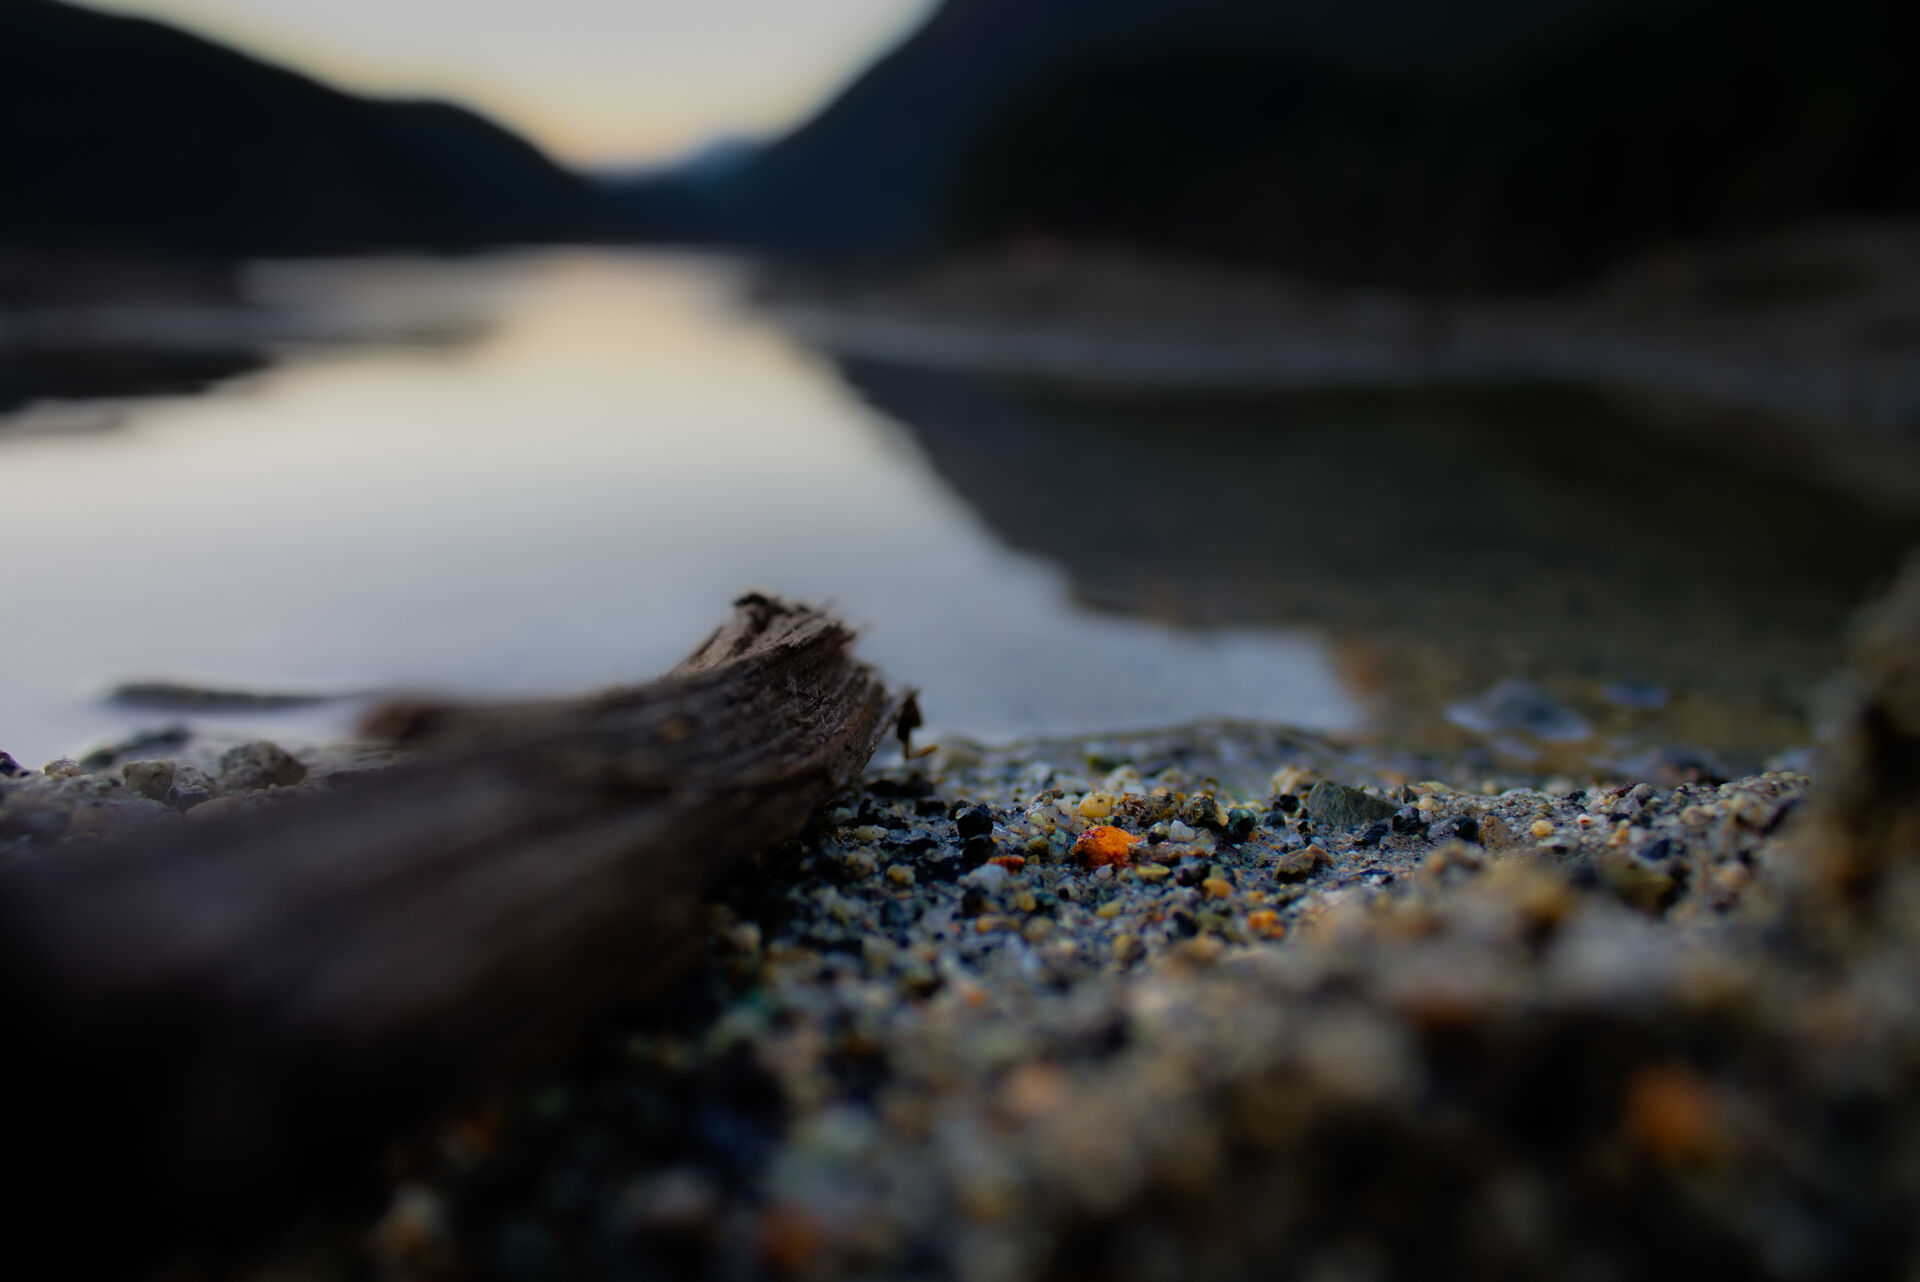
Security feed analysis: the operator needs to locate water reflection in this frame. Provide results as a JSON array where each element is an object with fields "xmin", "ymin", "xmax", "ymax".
[
  {"xmin": 0, "ymin": 252, "xmax": 1355, "ymax": 764},
  {"xmin": 841, "ymin": 363, "xmax": 1920, "ymax": 768},
  {"xmin": 1, "ymin": 250, "xmax": 1910, "ymax": 770}
]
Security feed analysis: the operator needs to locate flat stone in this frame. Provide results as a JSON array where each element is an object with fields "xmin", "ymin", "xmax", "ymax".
[{"xmin": 1302, "ymin": 780, "xmax": 1398, "ymax": 830}]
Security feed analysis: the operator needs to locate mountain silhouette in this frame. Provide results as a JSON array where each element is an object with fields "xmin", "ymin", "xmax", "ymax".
[
  {"xmin": 0, "ymin": 0, "xmax": 621, "ymax": 255},
  {"xmin": 625, "ymin": 0, "xmax": 1919, "ymax": 290}
]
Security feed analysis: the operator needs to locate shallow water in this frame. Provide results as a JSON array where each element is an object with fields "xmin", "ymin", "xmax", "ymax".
[
  {"xmin": 0, "ymin": 252, "xmax": 1357, "ymax": 763},
  {"xmin": 1, "ymin": 251, "xmax": 1913, "ymax": 770}
]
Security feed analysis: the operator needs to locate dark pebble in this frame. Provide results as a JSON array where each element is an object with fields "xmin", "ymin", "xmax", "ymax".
[
  {"xmin": 1302, "ymin": 780, "xmax": 1399, "ymax": 829},
  {"xmin": 1225, "ymin": 807, "xmax": 1258, "ymax": 841},
  {"xmin": 960, "ymin": 889, "xmax": 993, "ymax": 917},
  {"xmin": 913, "ymin": 797, "xmax": 949, "ymax": 817},
  {"xmin": 1428, "ymin": 815, "xmax": 1480, "ymax": 844},
  {"xmin": 1639, "ymin": 836, "xmax": 1675, "ymax": 863},
  {"xmin": 1270, "ymin": 793, "xmax": 1300, "ymax": 814},
  {"xmin": 1354, "ymin": 820, "xmax": 1390, "ymax": 848},
  {"xmin": 962, "ymin": 835, "xmax": 996, "ymax": 867},
  {"xmin": 1174, "ymin": 862, "xmax": 1209, "ymax": 887},
  {"xmin": 955, "ymin": 805, "xmax": 994, "ymax": 840},
  {"xmin": 1391, "ymin": 805, "xmax": 1425, "ymax": 834},
  {"xmin": 0, "ymin": 752, "xmax": 21, "ymax": 778}
]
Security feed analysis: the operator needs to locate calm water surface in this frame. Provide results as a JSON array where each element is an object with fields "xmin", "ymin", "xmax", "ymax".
[{"xmin": 0, "ymin": 253, "xmax": 1358, "ymax": 763}]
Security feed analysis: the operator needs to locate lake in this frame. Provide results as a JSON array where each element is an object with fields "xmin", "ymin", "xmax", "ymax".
[{"xmin": 1, "ymin": 251, "xmax": 1912, "ymax": 771}]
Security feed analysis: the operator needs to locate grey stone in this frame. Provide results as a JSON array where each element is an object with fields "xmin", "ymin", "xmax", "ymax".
[
  {"xmin": 218, "ymin": 741, "xmax": 308, "ymax": 792},
  {"xmin": 1302, "ymin": 780, "xmax": 1398, "ymax": 830},
  {"xmin": 166, "ymin": 763, "xmax": 218, "ymax": 812}
]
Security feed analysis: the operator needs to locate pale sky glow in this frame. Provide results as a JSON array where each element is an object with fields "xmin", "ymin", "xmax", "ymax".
[{"xmin": 72, "ymin": 0, "xmax": 936, "ymax": 166}]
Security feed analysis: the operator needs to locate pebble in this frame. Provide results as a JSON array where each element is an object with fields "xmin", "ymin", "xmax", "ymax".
[
  {"xmin": 955, "ymin": 805, "xmax": 994, "ymax": 840},
  {"xmin": 1072, "ymin": 825, "xmax": 1141, "ymax": 868},
  {"xmin": 1302, "ymin": 780, "xmax": 1398, "ymax": 828},
  {"xmin": 166, "ymin": 764, "xmax": 218, "ymax": 812},
  {"xmin": 217, "ymin": 741, "xmax": 308, "ymax": 791},
  {"xmin": 962, "ymin": 864, "xmax": 1010, "ymax": 893},
  {"xmin": 122, "ymin": 759, "xmax": 175, "ymax": 801},
  {"xmin": 1426, "ymin": 815, "xmax": 1480, "ymax": 844},
  {"xmin": 1274, "ymin": 845, "xmax": 1332, "ymax": 881}
]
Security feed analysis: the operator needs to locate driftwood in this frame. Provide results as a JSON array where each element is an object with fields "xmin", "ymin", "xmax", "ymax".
[{"xmin": 0, "ymin": 594, "xmax": 900, "ymax": 1267}]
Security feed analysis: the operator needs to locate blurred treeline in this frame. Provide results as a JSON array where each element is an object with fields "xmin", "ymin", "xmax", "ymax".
[{"xmin": 630, "ymin": 0, "xmax": 1919, "ymax": 292}]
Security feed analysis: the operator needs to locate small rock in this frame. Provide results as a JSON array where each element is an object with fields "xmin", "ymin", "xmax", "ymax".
[
  {"xmin": 1077, "ymin": 791, "xmax": 1117, "ymax": 820},
  {"xmin": 1225, "ymin": 807, "xmax": 1258, "ymax": 842},
  {"xmin": 218, "ymin": 741, "xmax": 307, "ymax": 791},
  {"xmin": 954, "ymin": 805, "xmax": 994, "ymax": 840},
  {"xmin": 1353, "ymin": 820, "xmax": 1389, "ymax": 848},
  {"xmin": 1427, "ymin": 815, "xmax": 1481, "ymax": 844},
  {"xmin": 122, "ymin": 759, "xmax": 176, "ymax": 802},
  {"xmin": 1180, "ymin": 793, "xmax": 1228, "ymax": 832},
  {"xmin": 42, "ymin": 757, "xmax": 83, "ymax": 779},
  {"xmin": 166, "ymin": 763, "xmax": 217, "ymax": 812},
  {"xmin": 1303, "ymin": 781, "xmax": 1398, "ymax": 829},
  {"xmin": 1073, "ymin": 825, "xmax": 1140, "ymax": 868},
  {"xmin": 1167, "ymin": 820, "xmax": 1197, "ymax": 843},
  {"xmin": 962, "ymin": 863, "xmax": 1010, "ymax": 893},
  {"xmin": 0, "ymin": 752, "xmax": 23, "ymax": 778},
  {"xmin": 1391, "ymin": 805, "xmax": 1426, "ymax": 834},
  {"xmin": 1274, "ymin": 845, "xmax": 1332, "ymax": 881}
]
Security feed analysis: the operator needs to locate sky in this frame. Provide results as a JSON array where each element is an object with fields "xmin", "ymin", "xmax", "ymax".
[{"xmin": 73, "ymin": 0, "xmax": 936, "ymax": 167}]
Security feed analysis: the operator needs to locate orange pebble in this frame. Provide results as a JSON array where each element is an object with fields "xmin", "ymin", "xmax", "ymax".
[
  {"xmin": 1246, "ymin": 909, "xmax": 1285, "ymax": 938},
  {"xmin": 988, "ymin": 854, "xmax": 1028, "ymax": 873},
  {"xmin": 1623, "ymin": 1064, "xmax": 1720, "ymax": 1165},
  {"xmin": 1072, "ymin": 825, "xmax": 1142, "ymax": 867},
  {"xmin": 1201, "ymin": 877, "xmax": 1234, "ymax": 900}
]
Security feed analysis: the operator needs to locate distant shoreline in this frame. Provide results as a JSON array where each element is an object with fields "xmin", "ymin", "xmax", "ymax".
[{"xmin": 757, "ymin": 224, "xmax": 1920, "ymax": 503}]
